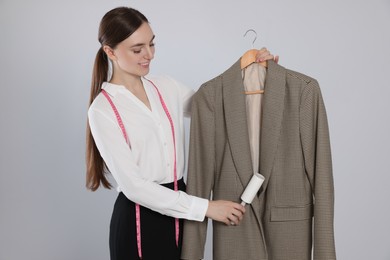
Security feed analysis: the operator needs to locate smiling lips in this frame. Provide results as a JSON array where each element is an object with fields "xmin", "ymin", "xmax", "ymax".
[{"xmin": 140, "ymin": 62, "xmax": 150, "ymax": 68}]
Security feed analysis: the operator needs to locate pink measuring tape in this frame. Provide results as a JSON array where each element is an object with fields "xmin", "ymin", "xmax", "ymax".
[{"xmin": 101, "ymin": 78, "xmax": 179, "ymax": 259}]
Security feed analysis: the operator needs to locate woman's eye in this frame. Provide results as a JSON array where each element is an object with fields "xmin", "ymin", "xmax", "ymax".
[
  {"xmin": 150, "ymin": 43, "xmax": 155, "ymax": 47},
  {"xmin": 133, "ymin": 49, "xmax": 142, "ymax": 54}
]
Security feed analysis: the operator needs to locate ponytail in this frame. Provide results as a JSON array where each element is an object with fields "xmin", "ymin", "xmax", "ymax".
[
  {"xmin": 86, "ymin": 48, "xmax": 112, "ymax": 191},
  {"xmin": 90, "ymin": 48, "xmax": 109, "ymax": 103}
]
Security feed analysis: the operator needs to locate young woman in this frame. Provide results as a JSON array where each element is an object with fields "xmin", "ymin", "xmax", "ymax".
[{"xmin": 86, "ymin": 7, "xmax": 277, "ymax": 260}]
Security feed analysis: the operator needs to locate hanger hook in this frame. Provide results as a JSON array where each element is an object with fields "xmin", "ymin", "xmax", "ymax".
[{"xmin": 243, "ymin": 29, "xmax": 257, "ymax": 48}]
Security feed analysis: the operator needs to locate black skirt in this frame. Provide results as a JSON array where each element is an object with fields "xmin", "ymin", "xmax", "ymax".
[{"xmin": 109, "ymin": 179, "xmax": 186, "ymax": 260}]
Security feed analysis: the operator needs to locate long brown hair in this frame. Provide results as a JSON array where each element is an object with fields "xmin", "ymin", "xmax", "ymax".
[{"xmin": 86, "ymin": 7, "xmax": 149, "ymax": 191}]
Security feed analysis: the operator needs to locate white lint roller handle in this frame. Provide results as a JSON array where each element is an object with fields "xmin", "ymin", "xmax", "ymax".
[{"xmin": 240, "ymin": 173, "xmax": 265, "ymax": 206}]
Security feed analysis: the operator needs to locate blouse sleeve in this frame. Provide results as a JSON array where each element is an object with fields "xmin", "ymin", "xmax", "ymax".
[
  {"xmin": 182, "ymin": 86, "xmax": 195, "ymax": 118},
  {"xmin": 88, "ymin": 103, "xmax": 208, "ymax": 221}
]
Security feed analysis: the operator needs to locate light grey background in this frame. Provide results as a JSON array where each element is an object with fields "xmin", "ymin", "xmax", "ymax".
[{"xmin": 1, "ymin": 0, "xmax": 389, "ymax": 259}]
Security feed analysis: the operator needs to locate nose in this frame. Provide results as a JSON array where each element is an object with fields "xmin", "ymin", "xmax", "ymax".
[{"xmin": 145, "ymin": 46, "xmax": 154, "ymax": 60}]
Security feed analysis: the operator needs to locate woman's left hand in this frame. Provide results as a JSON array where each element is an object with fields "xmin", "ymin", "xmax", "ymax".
[{"xmin": 256, "ymin": 47, "xmax": 279, "ymax": 64}]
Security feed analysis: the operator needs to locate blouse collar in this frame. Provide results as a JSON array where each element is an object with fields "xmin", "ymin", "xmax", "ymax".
[{"xmin": 101, "ymin": 77, "xmax": 150, "ymax": 97}]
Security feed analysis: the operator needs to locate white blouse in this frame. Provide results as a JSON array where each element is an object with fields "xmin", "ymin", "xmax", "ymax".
[{"xmin": 88, "ymin": 75, "xmax": 208, "ymax": 221}]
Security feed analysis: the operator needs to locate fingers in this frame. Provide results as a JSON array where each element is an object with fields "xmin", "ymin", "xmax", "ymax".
[
  {"xmin": 232, "ymin": 202, "xmax": 246, "ymax": 214},
  {"xmin": 229, "ymin": 209, "xmax": 243, "ymax": 225},
  {"xmin": 256, "ymin": 47, "xmax": 270, "ymax": 62},
  {"xmin": 255, "ymin": 47, "xmax": 279, "ymax": 63},
  {"xmin": 274, "ymin": 55, "xmax": 279, "ymax": 64},
  {"xmin": 231, "ymin": 207, "xmax": 244, "ymax": 220},
  {"xmin": 225, "ymin": 202, "xmax": 245, "ymax": 226},
  {"xmin": 228, "ymin": 214, "xmax": 239, "ymax": 226},
  {"xmin": 206, "ymin": 200, "xmax": 247, "ymax": 226},
  {"xmin": 257, "ymin": 47, "xmax": 267, "ymax": 53}
]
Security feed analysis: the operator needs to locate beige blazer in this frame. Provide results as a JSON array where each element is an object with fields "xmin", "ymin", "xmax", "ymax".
[{"xmin": 181, "ymin": 60, "xmax": 336, "ymax": 260}]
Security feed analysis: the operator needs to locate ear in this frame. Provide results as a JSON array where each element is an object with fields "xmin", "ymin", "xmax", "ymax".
[{"xmin": 103, "ymin": 45, "xmax": 117, "ymax": 61}]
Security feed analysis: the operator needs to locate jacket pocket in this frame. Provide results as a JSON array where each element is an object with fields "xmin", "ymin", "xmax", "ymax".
[{"xmin": 270, "ymin": 204, "xmax": 313, "ymax": 222}]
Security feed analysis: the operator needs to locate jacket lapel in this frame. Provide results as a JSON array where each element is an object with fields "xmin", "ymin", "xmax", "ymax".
[
  {"xmin": 222, "ymin": 59, "xmax": 265, "ymax": 226},
  {"xmin": 222, "ymin": 59, "xmax": 254, "ymax": 190},
  {"xmin": 258, "ymin": 60, "xmax": 286, "ymax": 197}
]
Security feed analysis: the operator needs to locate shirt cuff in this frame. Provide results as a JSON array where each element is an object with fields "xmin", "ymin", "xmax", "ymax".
[{"xmin": 187, "ymin": 196, "xmax": 209, "ymax": 222}]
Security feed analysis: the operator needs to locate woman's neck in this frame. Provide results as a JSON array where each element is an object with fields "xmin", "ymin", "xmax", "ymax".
[
  {"xmin": 110, "ymin": 73, "xmax": 151, "ymax": 111},
  {"xmin": 110, "ymin": 74, "xmax": 144, "ymax": 93}
]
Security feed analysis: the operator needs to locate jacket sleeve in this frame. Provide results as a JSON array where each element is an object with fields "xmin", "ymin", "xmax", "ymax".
[
  {"xmin": 181, "ymin": 83, "xmax": 216, "ymax": 260},
  {"xmin": 300, "ymin": 80, "xmax": 336, "ymax": 260}
]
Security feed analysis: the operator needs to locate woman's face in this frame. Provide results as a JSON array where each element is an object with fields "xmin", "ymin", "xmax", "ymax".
[{"xmin": 107, "ymin": 22, "xmax": 155, "ymax": 78}]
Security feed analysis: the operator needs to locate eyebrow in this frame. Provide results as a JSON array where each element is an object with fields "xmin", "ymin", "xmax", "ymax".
[{"xmin": 131, "ymin": 35, "xmax": 155, "ymax": 48}]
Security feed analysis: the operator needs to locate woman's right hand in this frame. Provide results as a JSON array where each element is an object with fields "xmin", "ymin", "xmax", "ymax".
[{"xmin": 205, "ymin": 200, "xmax": 246, "ymax": 226}]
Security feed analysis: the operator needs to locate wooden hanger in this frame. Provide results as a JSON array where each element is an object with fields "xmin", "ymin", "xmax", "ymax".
[
  {"xmin": 245, "ymin": 89, "xmax": 264, "ymax": 95},
  {"xmin": 241, "ymin": 29, "xmax": 266, "ymax": 95},
  {"xmin": 241, "ymin": 49, "xmax": 267, "ymax": 70}
]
